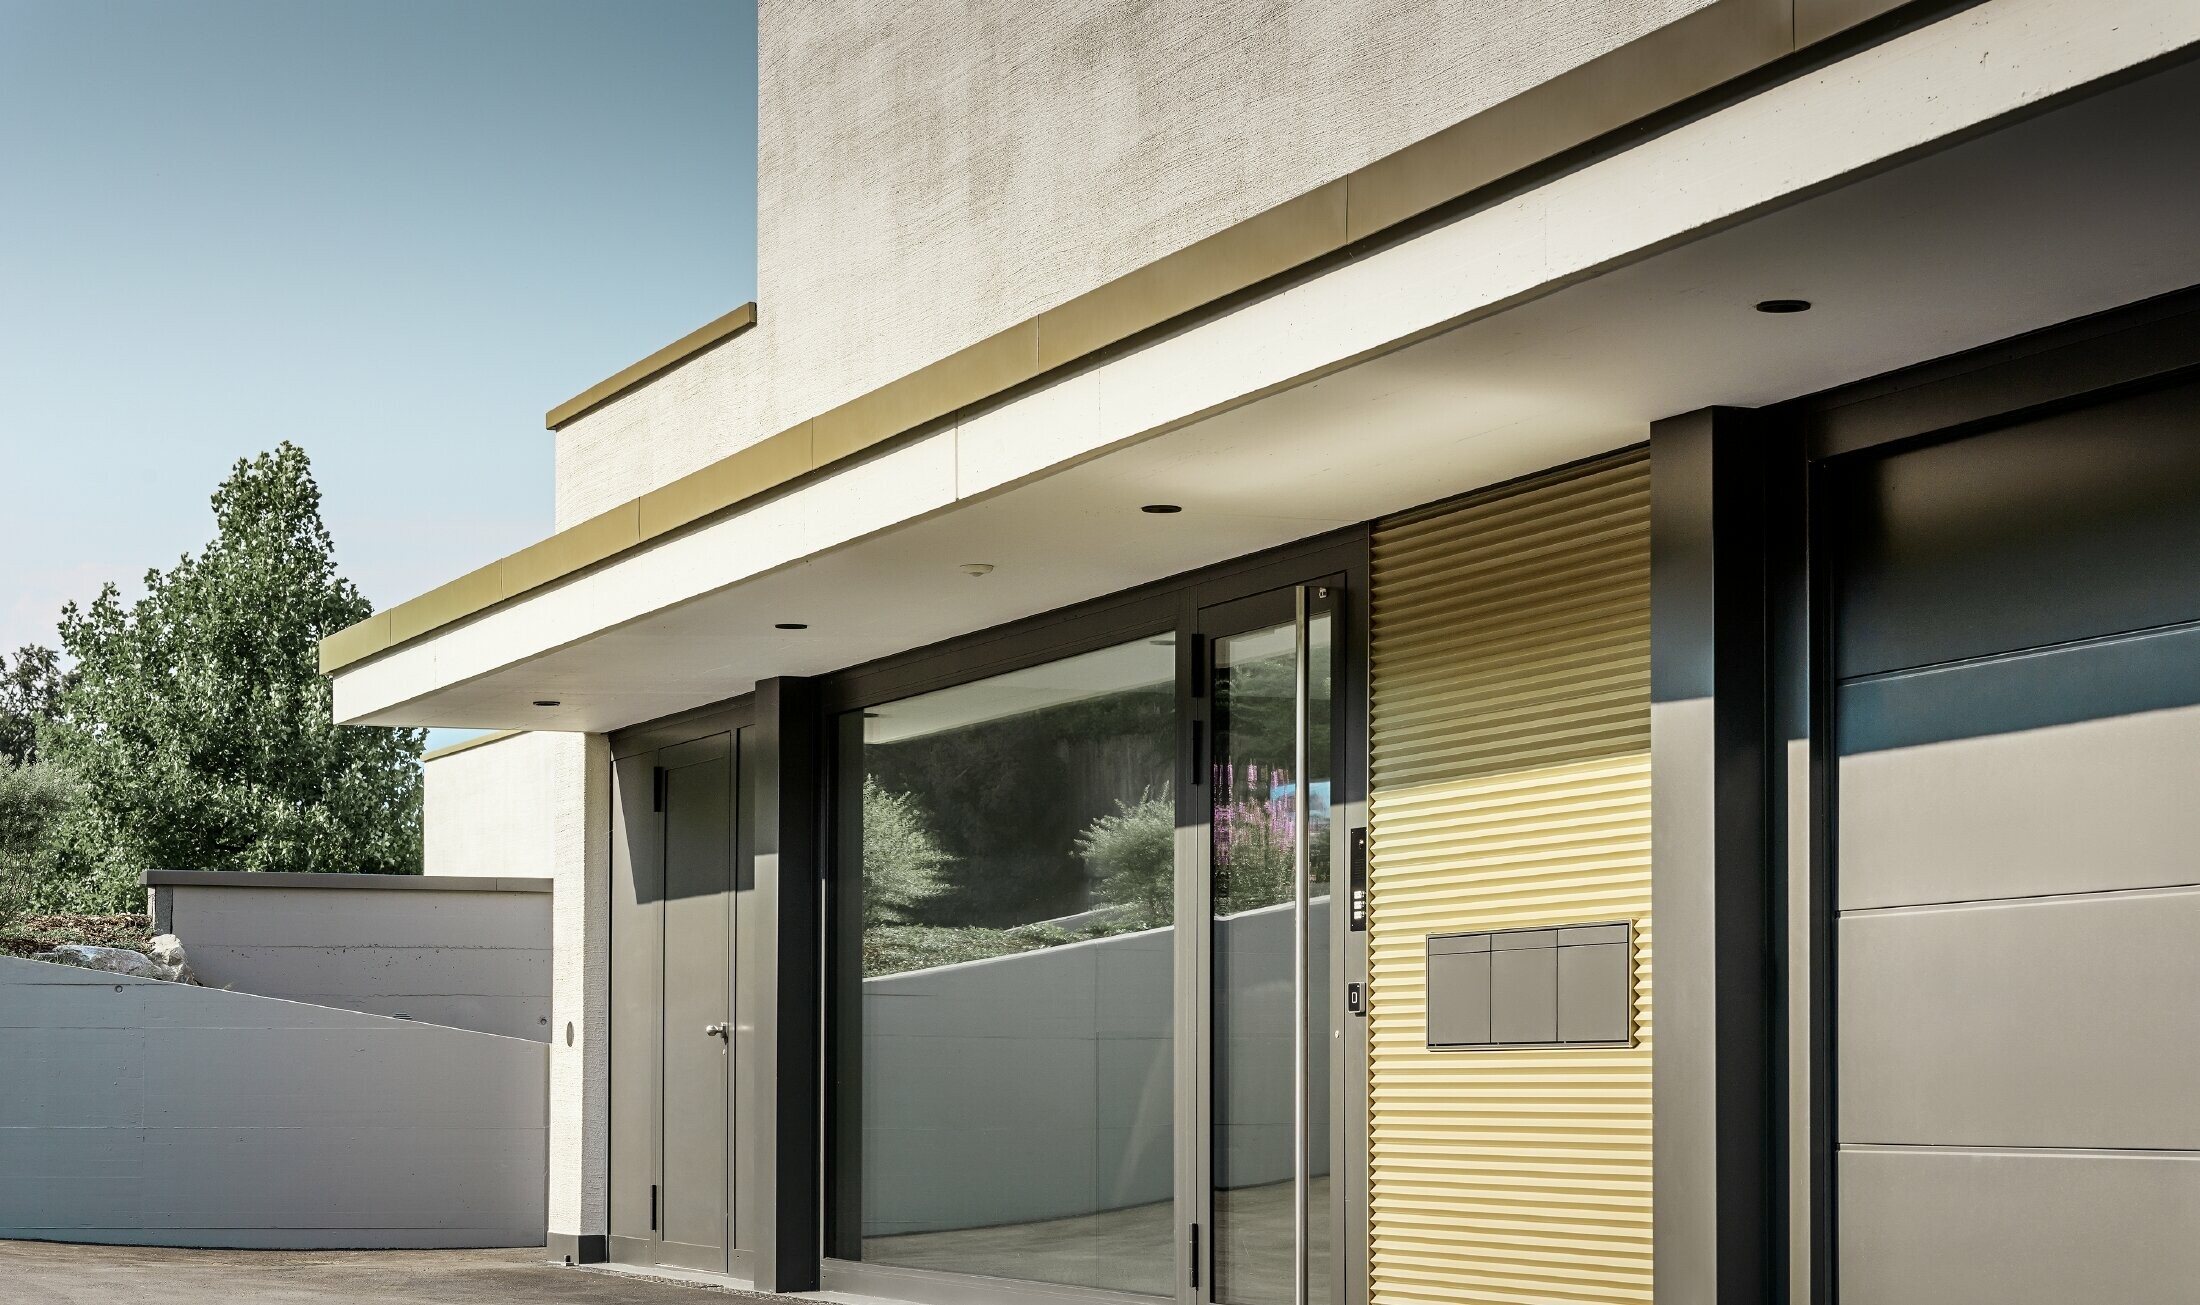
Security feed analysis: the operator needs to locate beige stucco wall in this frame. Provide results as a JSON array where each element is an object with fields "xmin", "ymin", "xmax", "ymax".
[
  {"xmin": 423, "ymin": 729, "xmax": 611, "ymax": 1249},
  {"xmin": 554, "ymin": 0, "xmax": 1717, "ymax": 526}
]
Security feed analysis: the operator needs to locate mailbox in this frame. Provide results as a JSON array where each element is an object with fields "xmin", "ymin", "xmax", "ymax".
[{"xmin": 1425, "ymin": 921, "xmax": 1633, "ymax": 1049}]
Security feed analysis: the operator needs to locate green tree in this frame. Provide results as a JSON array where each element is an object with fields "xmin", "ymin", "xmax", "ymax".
[
  {"xmin": 41, "ymin": 442, "xmax": 423, "ymax": 909},
  {"xmin": 0, "ymin": 760, "xmax": 73, "ymax": 929},
  {"xmin": 0, "ymin": 645, "xmax": 69, "ymax": 766},
  {"xmin": 861, "ymin": 775, "xmax": 949, "ymax": 925},
  {"xmin": 1076, "ymin": 789, "xmax": 1174, "ymax": 929}
]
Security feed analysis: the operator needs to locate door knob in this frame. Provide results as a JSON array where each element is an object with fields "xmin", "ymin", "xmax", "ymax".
[{"xmin": 704, "ymin": 1022, "xmax": 729, "ymax": 1040}]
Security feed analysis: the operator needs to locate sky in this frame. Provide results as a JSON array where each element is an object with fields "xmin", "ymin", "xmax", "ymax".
[{"xmin": 0, "ymin": 0, "xmax": 757, "ymax": 749}]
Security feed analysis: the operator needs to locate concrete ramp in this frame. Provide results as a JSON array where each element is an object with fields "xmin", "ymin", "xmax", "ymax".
[{"xmin": 0, "ymin": 954, "xmax": 545, "ymax": 1249}]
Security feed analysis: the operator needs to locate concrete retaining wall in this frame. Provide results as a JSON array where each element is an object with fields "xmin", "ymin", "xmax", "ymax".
[
  {"xmin": 145, "ymin": 871, "xmax": 552, "ymax": 1041},
  {"xmin": 0, "ymin": 955, "xmax": 546, "ymax": 1249}
]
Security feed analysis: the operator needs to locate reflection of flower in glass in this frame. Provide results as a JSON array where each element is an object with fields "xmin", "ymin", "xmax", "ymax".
[{"xmin": 1212, "ymin": 763, "xmax": 1328, "ymax": 913}]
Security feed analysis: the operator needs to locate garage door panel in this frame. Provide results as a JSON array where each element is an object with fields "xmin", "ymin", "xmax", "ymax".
[
  {"xmin": 1838, "ymin": 629, "xmax": 2200, "ymax": 911},
  {"xmin": 1838, "ymin": 890, "xmax": 2200, "ymax": 1149},
  {"xmin": 1835, "ymin": 380, "xmax": 2200, "ymax": 680},
  {"xmin": 1838, "ymin": 1146, "xmax": 2200, "ymax": 1305}
]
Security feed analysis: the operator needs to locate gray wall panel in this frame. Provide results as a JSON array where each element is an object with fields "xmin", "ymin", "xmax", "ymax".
[
  {"xmin": 1840, "ymin": 685, "xmax": 2200, "ymax": 911},
  {"xmin": 1838, "ymin": 1146, "xmax": 2200, "ymax": 1305},
  {"xmin": 1838, "ymin": 888, "xmax": 2200, "ymax": 1149},
  {"xmin": 0, "ymin": 955, "xmax": 546, "ymax": 1249}
]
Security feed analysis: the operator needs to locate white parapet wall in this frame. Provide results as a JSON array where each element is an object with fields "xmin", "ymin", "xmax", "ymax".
[
  {"xmin": 145, "ymin": 870, "xmax": 553, "ymax": 1041},
  {"xmin": 0, "ymin": 954, "xmax": 546, "ymax": 1249}
]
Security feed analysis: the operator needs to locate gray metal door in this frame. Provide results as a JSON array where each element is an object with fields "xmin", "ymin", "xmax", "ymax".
[
  {"xmin": 656, "ymin": 739, "xmax": 734, "ymax": 1273},
  {"xmin": 1830, "ymin": 391, "xmax": 2200, "ymax": 1303}
]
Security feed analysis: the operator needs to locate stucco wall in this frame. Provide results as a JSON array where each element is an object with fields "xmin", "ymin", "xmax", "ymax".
[
  {"xmin": 422, "ymin": 729, "xmax": 611, "ymax": 1254},
  {"xmin": 555, "ymin": 0, "xmax": 1717, "ymax": 525},
  {"xmin": 0, "ymin": 955, "xmax": 545, "ymax": 1249},
  {"xmin": 150, "ymin": 875, "xmax": 552, "ymax": 1041}
]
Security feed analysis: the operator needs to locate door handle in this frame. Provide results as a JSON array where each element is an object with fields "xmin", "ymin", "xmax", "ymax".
[{"xmin": 703, "ymin": 1022, "xmax": 729, "ymax": 1040}]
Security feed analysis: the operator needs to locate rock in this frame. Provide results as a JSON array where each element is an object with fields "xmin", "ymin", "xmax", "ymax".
[
  {"xmin": 146, "ymin": 934, "xmax": 198, "ymax": 985},
  {"xmin": 37, "ymin": 944, "xmax": 165, "ymax": 980}
]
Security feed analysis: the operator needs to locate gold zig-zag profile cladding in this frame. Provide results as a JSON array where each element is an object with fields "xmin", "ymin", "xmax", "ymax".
[{"xmin": 1366, "ymin": 450, "xmax": 1652, "ymax": 1303}]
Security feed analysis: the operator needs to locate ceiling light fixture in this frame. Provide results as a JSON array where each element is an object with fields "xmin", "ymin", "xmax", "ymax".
[
  {"xmin": 532, "ymin": 700, "xmax": 561, "ymax": 708},
  {"xmin": 960, "ymin": 563, "xmax": 995, "ymax": 577},
  {"xmin": 1755, "ymin": 298, "xmax": 1813, "ymax": 314},
  {"xmin": 1141, "ymin": 503, "xmax": 1182, "ymax": 514},
  {"xmin": 775, "ymin": 622, "xmax": 808, "ymax": 630}
]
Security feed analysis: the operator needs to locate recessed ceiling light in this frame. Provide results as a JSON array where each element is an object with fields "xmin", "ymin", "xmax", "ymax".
[
  {"xmin": 1755, "ymin": 298, "xmax": 1812, "ymax": 314},
  {"xmin": 960, "ymin": 563, "xmax": 995, "ymax": 577},
  {"xmin": 532, "ymin": 700, "xmax": 561, "ymax": 708},
  {"xmin": 775, "ymin": 622, "xmax": 808, "ymax": 630},
  {"xmin": 1141, "ymin": 503, "xmax": 1183, "ymax": 514}
]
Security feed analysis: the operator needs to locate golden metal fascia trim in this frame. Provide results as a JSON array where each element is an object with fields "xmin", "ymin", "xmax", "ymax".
[
  {"xmin": 322, "ymin": 0, "xmax": 1822, "ymax": 676},
  {"xmin": 545, "ymin": 302, "xmax": 758, "ymax": 430}
]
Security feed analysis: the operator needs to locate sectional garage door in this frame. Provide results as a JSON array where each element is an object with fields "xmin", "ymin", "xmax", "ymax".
[{"xmin": 1831, "ymin": 381, "xmax": 2200, "ymax": 1304}]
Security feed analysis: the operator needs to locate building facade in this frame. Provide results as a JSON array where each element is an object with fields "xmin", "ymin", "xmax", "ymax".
[{"xmin": 365, "ymin": 2, "xmax": 2200, "ymax": 1301}]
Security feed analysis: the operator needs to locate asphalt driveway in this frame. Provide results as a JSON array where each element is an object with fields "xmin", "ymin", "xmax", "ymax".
[{"xmin": 0, "ymin": 1241, "xmax": 801, "ymax": 1304}]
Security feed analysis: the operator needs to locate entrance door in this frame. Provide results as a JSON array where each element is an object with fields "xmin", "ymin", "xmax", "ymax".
[
  {"xmin": 1193, "ymin": 583, "xmax": 1341, "ymax": 1305},
  {"xmin": 656, "ymin": 737, "xmax": 734, "ymax": 1272}
]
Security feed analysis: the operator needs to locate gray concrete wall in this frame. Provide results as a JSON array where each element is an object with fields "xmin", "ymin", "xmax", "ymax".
[
  {"xmin": 0, "ymin": 955, "xmax": 546, "ymax": 1249},
  {"xmin": 148, "ymin": 872, "xmax": 552, "ymax": 1042},
  {"xmin": 555, "ymin": 0, "xmax": 1718, "ymax": 524},
  {"xmin": 863, "ymin": 898, "xmax": 1328, "ymax": 1236}
]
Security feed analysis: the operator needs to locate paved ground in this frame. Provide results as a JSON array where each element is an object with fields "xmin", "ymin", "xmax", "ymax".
[{"xmin": 0, "ymin": 1241, "xmax": 799, "ymax": 1304}]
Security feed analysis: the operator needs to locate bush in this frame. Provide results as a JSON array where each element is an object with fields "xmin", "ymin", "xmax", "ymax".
[
  {"xmin": 1076, "ymin": 790, "xmax": 1174, "ymax": 929},
  {"xmin": 861, "ymin": 776, "xmax": 951, "ymax": 925}
]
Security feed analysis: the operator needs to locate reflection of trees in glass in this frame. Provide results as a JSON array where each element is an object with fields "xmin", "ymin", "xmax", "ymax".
[
  {"xmin": 1076, "ymin": 788, "xmax": 1173, "ymax": 929},
  {"xmin": 1212, "ymin": 762, "xmax": 1331, "ymax": 915},
  {"xmin": 863, "ymin": 686, "xmax": 1172, "ymax": 927},
  {"xmin": 861, "ymin": 776, "xmax": 949, "ymax": 925}
]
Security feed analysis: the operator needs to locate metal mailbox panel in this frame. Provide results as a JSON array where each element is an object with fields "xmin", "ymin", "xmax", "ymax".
[{"xmin": 1426, "ymin": 922, "xmax": 1633, "ymax": 1049}]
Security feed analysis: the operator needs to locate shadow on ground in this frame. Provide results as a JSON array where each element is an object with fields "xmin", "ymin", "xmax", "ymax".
[{"xmin": 0, "ymin": 1241, "xmax": 801, "ymax": 1304}]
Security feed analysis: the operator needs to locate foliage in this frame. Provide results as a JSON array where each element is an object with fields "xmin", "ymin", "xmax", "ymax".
[
  {"xmin": 0, "ymin": 760, "xmax": 75, "ymax": 930},
  {"xmin": 863, "ymin": 922, "xmax": 1071, "ymax": 978},
  {"xmin": 860, "ymin": 776, "xmax": 951, "ymax": 925},
  {"xmin": 1076, "ymin": 789, "xmax": 1174, "ymax": 928},
  {"xmin": 0, "ymin": 912, "xmax": 152, "ymax": 960},
  {"xmin": 0, "ymin": 644, "xmax": 69, "ymax": 766},
  {"xmin": 40, "ymin": 443, "xmax": 424, "ymax": 911}
]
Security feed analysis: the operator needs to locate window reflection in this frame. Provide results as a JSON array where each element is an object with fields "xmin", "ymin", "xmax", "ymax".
[{"xmin": 842, "ymin": 636, "xmax": 1178, "ymax": 1297}]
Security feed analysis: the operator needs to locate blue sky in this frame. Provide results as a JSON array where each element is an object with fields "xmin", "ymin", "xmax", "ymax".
[{"xmin": 0, "ymin": 1, "xmax": 757, "ymax": 749}]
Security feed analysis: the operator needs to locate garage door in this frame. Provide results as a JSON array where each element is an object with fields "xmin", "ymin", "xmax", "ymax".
[{"xmin": 1831, "ymin": 379, "xmax": 2200, "ymax": 1304}]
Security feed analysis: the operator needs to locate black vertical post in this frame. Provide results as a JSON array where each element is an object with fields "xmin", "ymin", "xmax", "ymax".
[
  {"xmin": 1650, "ymin": 409, "xmax": 1775, "ymax": 1303},
  {"xmin": 752, "ymin": 676, "xmax": 821, "ymax": 1293}
]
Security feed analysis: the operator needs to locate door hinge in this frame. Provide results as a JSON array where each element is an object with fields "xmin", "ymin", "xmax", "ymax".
[
  {"xmin": 1188, "ymin": 1222, "xmax": 1200, "ymax": 1288},
  {"xmin": 652, "ymin": 766, "xmax": 667, "ymax": 813},
  {"xmin": 650, "ymin": 1182, "xmax": 658, "ymax": 1231}
]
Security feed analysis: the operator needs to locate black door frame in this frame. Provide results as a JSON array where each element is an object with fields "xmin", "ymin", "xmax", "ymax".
[{"xmin": 813, "ymin": 529, "xmax": 1371, "ymax": 1305}]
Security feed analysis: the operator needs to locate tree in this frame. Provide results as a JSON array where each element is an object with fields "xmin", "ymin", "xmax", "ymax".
[
  {"xmin": 0, "ymin": 645, "xmax": 69, "ymax": 766},
  {"xmin": 41, "ymin": 442, "xmax": 423, "ymax": 909},
  {"xmin": 860, "ymin": 776, "xmax": 949, "ymax": 925},
  {"xmin": 0, "ymin": 760, "xmax": 73, "ymax": 929}
]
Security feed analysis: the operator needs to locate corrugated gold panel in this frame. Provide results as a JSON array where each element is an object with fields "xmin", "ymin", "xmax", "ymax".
[{"xmin": 1368, "ymin": 450, "xmax": 1652, "ymax": 1304}]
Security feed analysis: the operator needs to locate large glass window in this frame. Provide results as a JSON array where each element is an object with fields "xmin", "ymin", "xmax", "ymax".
[{"xmin": 835, "ymin": 636, "xmax": 1178, "ymax": 1296}]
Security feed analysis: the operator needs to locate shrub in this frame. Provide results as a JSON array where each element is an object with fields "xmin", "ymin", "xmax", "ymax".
[
  {"xmin": 0, "ymin": 760, "xmax": 73, "ymax": 931},
  {"xmin": 861, "ymin": 776, "xmax": 951, "ymax": 925},
  {"xmin": 1076, "ymin": 790, "xmax": 1174, "ymax": 929}
]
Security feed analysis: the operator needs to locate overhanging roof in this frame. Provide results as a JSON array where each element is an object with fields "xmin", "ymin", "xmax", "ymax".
[{"xmin": 332, "ymin": 3, "xmax": 2200, "ymax": 733}]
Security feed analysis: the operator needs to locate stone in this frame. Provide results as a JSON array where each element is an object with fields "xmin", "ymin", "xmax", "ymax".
[
  {"xmin": 37, "ymin": 944, "xmax": 164, "ymax": 980},
  {"xmin": 146, "ymin": 933, "xmax": 199, "ymax": 985}
]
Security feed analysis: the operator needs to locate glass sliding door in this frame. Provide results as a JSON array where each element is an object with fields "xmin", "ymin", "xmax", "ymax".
[
  {"xmin": 835, "ymin": 636, "xmax": 1179, "ymax": 1297},
  {"xmin": 1200, "ymin": 586, "xmax": 1335, "ymax": 1305}
]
